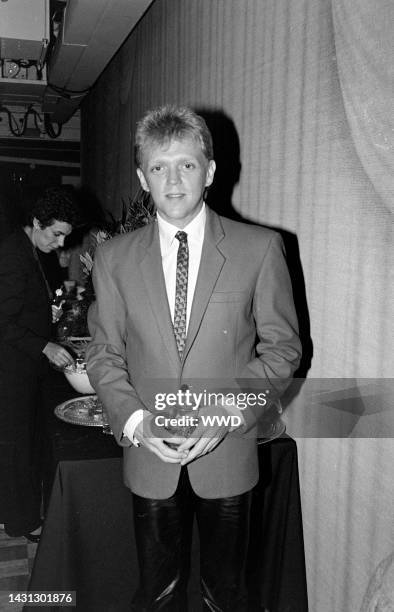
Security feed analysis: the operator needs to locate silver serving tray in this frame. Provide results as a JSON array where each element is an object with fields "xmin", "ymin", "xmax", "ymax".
[{"xmin": 55, "ymin": 395, "xmax": 104, "ymax": 427}]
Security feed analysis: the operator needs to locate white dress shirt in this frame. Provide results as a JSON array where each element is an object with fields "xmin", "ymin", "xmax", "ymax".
[
  {"xmin": 123, "ymin": 204, "xmax": 206, "ymax": 443},
  {"xmin": 158, "ymin": 205, "xmax": 206, "ymax": 330}
]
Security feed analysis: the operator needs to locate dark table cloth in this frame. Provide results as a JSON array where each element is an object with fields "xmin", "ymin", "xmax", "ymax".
[
  {"xmin": 28, "ymin": 371, "xmax": 308, "ymax": 611},
  {"xmin": 38, "ymin": 370, "xmax": 121, "ymax": 508}
]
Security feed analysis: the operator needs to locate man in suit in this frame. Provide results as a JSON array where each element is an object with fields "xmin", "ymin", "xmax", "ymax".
[{"xmin": 86, "ymin": 105, "xmax": 301, "ymax": 611}]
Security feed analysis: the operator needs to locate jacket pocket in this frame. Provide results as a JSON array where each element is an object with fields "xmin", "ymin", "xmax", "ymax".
[{"xmin": 209, "ymin": 291, "xmax": 249, "ymax": 303}]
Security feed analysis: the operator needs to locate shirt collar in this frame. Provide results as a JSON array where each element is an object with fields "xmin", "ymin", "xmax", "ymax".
[{"xmin": 157, "ymin": 203, "xmax": 206, "ymax": 252}]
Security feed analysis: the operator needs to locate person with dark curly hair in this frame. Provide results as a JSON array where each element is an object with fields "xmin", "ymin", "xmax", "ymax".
[{"xmin": 0, "ymin": 187, "xmax": 79, "ymax": 541}]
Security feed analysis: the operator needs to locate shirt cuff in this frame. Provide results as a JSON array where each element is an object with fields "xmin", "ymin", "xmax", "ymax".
[{"xmin": 123, "ymin": 410, "xmax": 145, "ymax": 446}]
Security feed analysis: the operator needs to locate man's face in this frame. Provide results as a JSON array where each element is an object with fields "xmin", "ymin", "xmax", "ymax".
[
  {"xmin": 137, "ymin": 136, "xmax": 215, "ymax": 228},
  {"xmin": 33, "ymin": 219, "xmax": 72, "ymax": 253}
]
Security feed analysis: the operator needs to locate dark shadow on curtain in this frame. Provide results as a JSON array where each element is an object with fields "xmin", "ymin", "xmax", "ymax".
[{"xmin": 195, "ymin": 108, "xmax": 243, "ymax": 222}]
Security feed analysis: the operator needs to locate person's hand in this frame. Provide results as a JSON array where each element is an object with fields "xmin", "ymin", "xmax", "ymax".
[
  {"xmin": 51, "ymin": 301, "xmax": 65, "ymax": 323},
  {"xmin": 177, "ymin": 404, "xmax": 234, "ymax": 465},
  {"xmin": 43, "ymin": 342, "xmax": 74, "ymax": 368},
  {"xmin": 134, "ymin": 414, "xmax": 189, "ymax": 464}
]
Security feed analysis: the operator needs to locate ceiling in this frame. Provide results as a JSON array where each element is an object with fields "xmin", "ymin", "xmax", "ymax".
[{"xmin": 0, "ymin": 0, "xmax": 152, "ymax": 126}]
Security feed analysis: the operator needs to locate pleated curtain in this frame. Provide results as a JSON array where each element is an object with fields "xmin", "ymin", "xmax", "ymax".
[{"xmin": 81, "ymin": 1, "xmax": 394, "ymax": 610}]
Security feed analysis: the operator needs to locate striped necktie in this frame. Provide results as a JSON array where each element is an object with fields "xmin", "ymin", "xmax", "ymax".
[{"xmin": 173, "ymin": 231, "xmax": 188, "ymax": 357}]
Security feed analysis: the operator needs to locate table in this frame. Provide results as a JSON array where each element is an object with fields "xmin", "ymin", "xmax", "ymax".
[
  {"xmin": 28, "ymin": 372, "xmax": 308, "ymax": 611},
  {"xmin": 38, "ymin": 370, "xmax": 122, "ymax": 509}
]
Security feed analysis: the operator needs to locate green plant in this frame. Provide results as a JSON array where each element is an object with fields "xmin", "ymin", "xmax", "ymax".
[
  {"xmin": 80, "ymin": 188, "xmax": 155, "ymax": 276},
  {"xmin": 57, "ymin": 188, "xmax": 155, "ymax": 341}
]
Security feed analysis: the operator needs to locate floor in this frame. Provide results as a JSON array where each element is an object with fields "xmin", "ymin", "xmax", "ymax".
[{"xmin": 0, "ymin": 526, "xmax": 37, "ymax": 612}]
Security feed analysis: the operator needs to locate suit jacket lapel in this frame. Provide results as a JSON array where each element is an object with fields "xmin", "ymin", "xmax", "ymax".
[
  {"xmin": 183, "ymin": 210, "xmax": 225, "ymax": 361},
  {"xmin": 137, "ymin": 211, "xmax": 226, "ymax": 368},
  {"xmin": 138, "ymin": 222, "xmax": 180, "ymax": 369}
]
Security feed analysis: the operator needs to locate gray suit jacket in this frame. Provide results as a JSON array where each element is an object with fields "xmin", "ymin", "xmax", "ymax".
[{"xmin": 86, "ymin": 208, "xmax": 301, "ymax": 498}]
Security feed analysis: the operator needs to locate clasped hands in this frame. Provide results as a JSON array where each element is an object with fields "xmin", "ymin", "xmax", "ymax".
[{"xmin": 134, "ymin": 404, "xmax": 239, "ymax": 465}]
